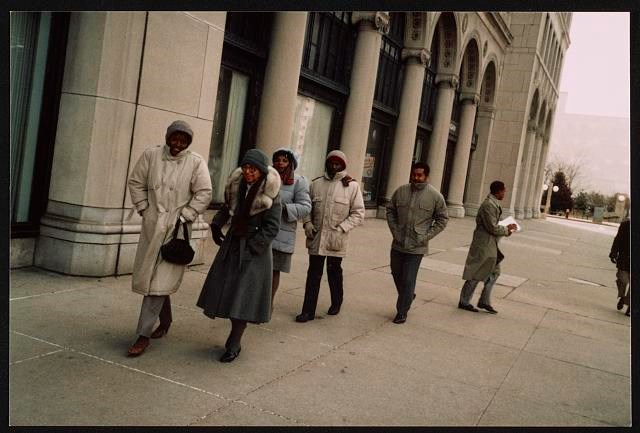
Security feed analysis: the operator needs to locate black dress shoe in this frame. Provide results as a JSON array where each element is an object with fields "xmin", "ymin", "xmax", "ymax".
[
  {"xmin": 220, "ymin": 347, "xmax": 241, "ymax": 363},
  {"xmin": 617, "ymin": 297, "xmax": 624, "ymax": 310},
  {"xmin": 327, "ymin": 304, "xmax": 341, "ymax": 315},
  {"xmin": 458, "ymin": 302, "xmax": 479, "ymax": 312},
  {"xmin": 392, "ymin": 313, "xmax": 407, "ymax": 324},
  {"xmin": 295, "ymin": 313, "xmax": 315, "ymax": 323},
  {"xmin": 150, "ymin": 323, "xmax": 171, "ymax": 339},
  {"xmin": 625, "ymin": 307, "xmax": 630, "ymax": 316},
  {"xmin": 477, "ymin": 303, "xmax": 498, "ymax": 314}
]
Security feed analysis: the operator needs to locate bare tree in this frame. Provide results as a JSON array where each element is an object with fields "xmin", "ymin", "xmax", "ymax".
[{"xmin": 544, "ymin": 153, "xmax": 588, "ymax": 191}]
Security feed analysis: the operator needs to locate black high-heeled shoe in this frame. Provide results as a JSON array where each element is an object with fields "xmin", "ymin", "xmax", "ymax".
[
  {"xmin": 150, "ymin": 323, "xmax": 171, "ymax": 339},
  {"xmin": 220, "ymin": 347, "xmax": 241, "ymax": 363}
]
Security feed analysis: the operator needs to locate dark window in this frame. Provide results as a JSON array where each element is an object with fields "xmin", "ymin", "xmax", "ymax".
[
  {"xmin": 210, "ymin": 13, "xmax": 272, "ymax": 206},
  {"xmin": 418, "ymin": 30, "xmax": 439, "ymax": 127},
  {"xmin": 373, "ymin": 13, "xmax": 404, "ymax": 113},
  {"xmin": 224, "ymin": 12, "xmax": 272, "ymax": 58},
  {"xmin": 10, "ymin": 12, "xmax": 69, "ymax": 237},
  {"xmin": 301, "ymin": 12, "xmax": 357, "ymax": 93},
  {"xmin": 450, "ymin": 85, "xmax": 461, "ymax": 125}
]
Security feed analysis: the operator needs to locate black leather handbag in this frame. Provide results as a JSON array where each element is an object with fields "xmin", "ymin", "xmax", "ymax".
[{"xmin": 160, "ymin": 218, "xmax": 195, "ymax": 265}]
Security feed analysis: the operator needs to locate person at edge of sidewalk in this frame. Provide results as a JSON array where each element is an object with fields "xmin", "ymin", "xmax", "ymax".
[
  {"xmin": 458, "ymin": 180, "xmax": 517, "ymax": 314},
  {"xmin": 296, "ymin": 150, "xmax": 365, "ymax": 323},
  {"xmin": 196, "ymin": 149, "xmax": 282, "ymax": 363},
  {"xmin": 609, "ymin": 215, "xmax": 630, "ymax": 316},
  {"xmin": 386, "ymin": 162, "xmax": 449, "ymax": 324},
  {"xmin": 127, "ymin": 120, "xmax": 213, "ymax": 357},
  {"xmin": 270, "ymin": 148, "xmax": 311, "ymax": 311}
]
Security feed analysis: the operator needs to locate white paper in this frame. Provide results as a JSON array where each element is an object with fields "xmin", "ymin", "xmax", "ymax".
[{"xmin": 498, "ymin": 216, "xmax": 522, "ymax": 232}]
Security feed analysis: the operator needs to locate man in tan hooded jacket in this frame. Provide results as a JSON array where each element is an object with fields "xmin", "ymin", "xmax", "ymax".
[{"xmin": 296, "ymin": 150, "xmax": 365, "ymax": 322}]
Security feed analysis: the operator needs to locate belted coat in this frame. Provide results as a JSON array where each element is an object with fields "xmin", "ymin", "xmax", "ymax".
[{"xmin": 462, "ymin": 194, "xmax": 511, "ymax": 281}]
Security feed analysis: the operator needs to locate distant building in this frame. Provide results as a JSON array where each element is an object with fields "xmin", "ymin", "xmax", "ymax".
[
  {"xmin": 547, "ymin": 92, "xmax": 630, "ymax": 196},
  {"xmin": 10, "ymin": 11, "xmax": 571, "ymax": 275}
]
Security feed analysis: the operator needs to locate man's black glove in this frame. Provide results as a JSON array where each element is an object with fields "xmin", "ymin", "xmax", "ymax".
[
  {"xmin": 211, "ymin": 224, "xmax": 225, "ymax": 246},
  {"xmin": 609, "ymin": 253, "xmax": 617, "ymax": 264}
]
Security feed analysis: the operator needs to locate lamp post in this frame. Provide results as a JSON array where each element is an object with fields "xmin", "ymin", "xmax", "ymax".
[{"xmin": 543, "ymin": 183, "xmax": 559, "ymax": 215}]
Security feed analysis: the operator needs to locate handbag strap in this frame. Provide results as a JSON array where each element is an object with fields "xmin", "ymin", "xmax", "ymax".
[
  {"xmin": 171, "ymin": 217, "xmax": 192, "ymax": 241},
  {"xmin": 181, "ymin": 219, "xmax": 190, "ymax": 241},
  {"xmin": 171, "ymin": 217, "xmax": 181, "ymax": 239}
]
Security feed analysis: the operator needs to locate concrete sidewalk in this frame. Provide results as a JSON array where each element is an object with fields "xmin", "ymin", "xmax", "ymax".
[{"xmin": 9, "ymin": 215, "xmax": 631, "ymax": 426}]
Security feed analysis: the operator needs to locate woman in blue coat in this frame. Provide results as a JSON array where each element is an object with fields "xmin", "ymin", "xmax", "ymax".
[{"xmin": 270, "ymin": 148, "xmax": 311, "ymax": 309}]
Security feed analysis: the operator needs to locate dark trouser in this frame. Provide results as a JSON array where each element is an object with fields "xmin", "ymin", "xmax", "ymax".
[
  {"xmin": 616, "ymin": 269, "xmax": 630, "ymax": 306},
  {"xmin": 301, "ymin": 254, "xmax": 343, "ymax": 316},
  {"xmin": 135, "ymin": 295, "xmax": 172, "ymax": 337},
  {"xmin": 390, "ymin": 249, "xmax": 423, "ymax": 315},
  {"xmin": 459, "ymin": 270, "xmax": 499, "ymax": 306}
]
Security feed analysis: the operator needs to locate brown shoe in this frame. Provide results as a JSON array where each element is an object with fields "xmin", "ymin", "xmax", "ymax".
[
  {"xmin": 127, "ymin": 336, "xmax": 150, "ymax": 357},
  {"xmin": 150, "ymin": 323, "xmax": 170, "ymax": 339}
]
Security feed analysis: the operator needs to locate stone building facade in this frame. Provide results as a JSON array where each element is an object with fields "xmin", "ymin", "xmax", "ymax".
[{"xmin": 10, "ymin": 11, "xmax": 571, "ymax": 275}]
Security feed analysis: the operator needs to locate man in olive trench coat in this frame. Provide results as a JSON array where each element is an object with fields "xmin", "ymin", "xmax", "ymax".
[{"xmin": 458, "ymin": 181, "xmax": 517, "ymax": 314}]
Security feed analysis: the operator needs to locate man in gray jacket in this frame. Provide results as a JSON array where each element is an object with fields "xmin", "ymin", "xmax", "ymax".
[
  {"xmin": 458, "ymin": 180, "xmax": 517, "ymax": 314},
  {"xmin": 386, "ymin": 162, "xmax": 449, "ymax": 324}
]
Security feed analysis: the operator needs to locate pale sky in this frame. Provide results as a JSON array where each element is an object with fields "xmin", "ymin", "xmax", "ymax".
[{"xmin": 559, "ymin": 12, "xmax": 630, "ymax": 119}]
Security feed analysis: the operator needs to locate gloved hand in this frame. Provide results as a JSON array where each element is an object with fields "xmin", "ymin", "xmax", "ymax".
[
  {"xmin": 304, "ymin": 222, "xmax": 316, "ymax": 239},
  {"xmin": 211, "ymin": 224, "xmax": 225, "ymax": 246},
  {"xmin": 609, "ymin": 253, "xmax": 617, "ymax": 264}
]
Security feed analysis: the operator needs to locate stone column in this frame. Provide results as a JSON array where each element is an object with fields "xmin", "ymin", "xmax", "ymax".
[
  {"xmin": 532, "ymin": 140, "xmax": 550, "ymax": 218},
  {"xmin": 384, "ymin": 48, "xmax": 428, "ymax": 201},
  {"xmin": 463, "ymin": 105, "xmax": 495, "ymax": 216},
  {"xmin": 35, "ymin": 12, "xmax": 226, "ymax": 276},
  {"xmin": 515, "ymin": 123, "xmax": 537, "ymax": 219},
  {"xmin": 425, "ymin": 73, "xmax": 459, "ymax": 191},
  {"xmin": 339, "ymin": 12, "xmax": 389, "ymax": 183},
  {"xmin": 543, "ymin": 181, "xmax": 554, "ymax": 215},
  {"xmin": 524, "ymin": 132, "xmax": 544, "ymax": 219},
  {"xmin": 445, "ymin": 93, "xmax": 479, "ymax": 218},
  {"xmin": 255, "ymin": 12, "xmax": 308, "ymax": 156}
]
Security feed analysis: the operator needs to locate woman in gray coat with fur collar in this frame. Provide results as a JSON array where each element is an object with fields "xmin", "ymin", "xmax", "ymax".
[{"xmin": 196, "ymin": 149, "xmax": 282, "ymax": 362}]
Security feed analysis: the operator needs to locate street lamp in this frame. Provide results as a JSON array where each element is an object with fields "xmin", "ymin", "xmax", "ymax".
[{"xmin": 543, "ymin": 183, "xmax": 559, "ymax": 215}]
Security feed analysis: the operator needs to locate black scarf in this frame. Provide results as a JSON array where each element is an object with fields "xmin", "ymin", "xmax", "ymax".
[{"xmin": 231, "ymin": 176, "xmax": 266, "ymax": 238}]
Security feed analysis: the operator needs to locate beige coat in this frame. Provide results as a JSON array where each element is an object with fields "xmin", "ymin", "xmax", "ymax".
[
  {"xmin": 128, "ymin": 145, "xmax": 212, "ymax": 296},
  {"xmin": 303, "ymin": 170, "xmax": 365, "ymax": 257},
  {"xmin": 462, "ymin": 194, "xmax": 510, "ymax": 281}
]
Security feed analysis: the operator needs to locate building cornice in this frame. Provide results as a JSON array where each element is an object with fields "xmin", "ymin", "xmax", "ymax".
[{"xmin": 486, "ymin": 12, "xmax": 513, "ymax": 45}]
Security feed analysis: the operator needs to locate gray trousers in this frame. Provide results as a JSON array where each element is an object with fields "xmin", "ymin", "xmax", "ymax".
[
  {"xmin": 390, "ymin": 249, "xmax": 423, "ymax": 315},
  {"xmin": 459, "ymin": 270, "xmax": 499, "ymax": 306},
  {"xmin": 135, "ymin": 295, "xmax": 172, "ymax": 337}
]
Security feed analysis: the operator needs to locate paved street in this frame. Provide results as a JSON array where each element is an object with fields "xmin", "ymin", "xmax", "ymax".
[{"xmin": 9, "ymin": 214, "xmax": 631, "ymax": 426}]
